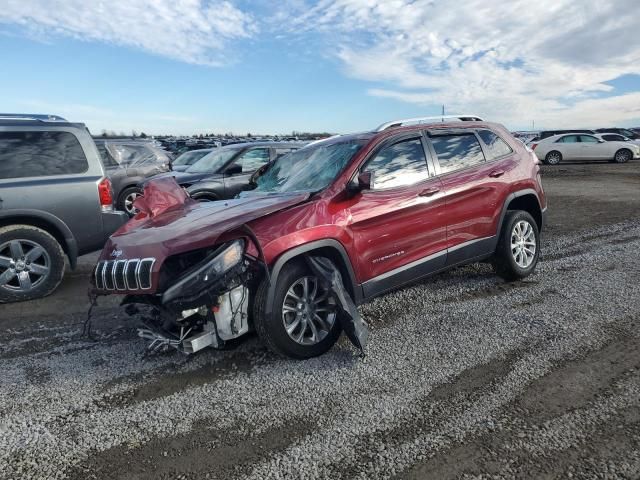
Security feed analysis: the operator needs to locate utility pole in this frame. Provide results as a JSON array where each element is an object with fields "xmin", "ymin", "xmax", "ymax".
[{"xmin": 442, "ymin": 104, "xmax": 445, "ymax": 122}]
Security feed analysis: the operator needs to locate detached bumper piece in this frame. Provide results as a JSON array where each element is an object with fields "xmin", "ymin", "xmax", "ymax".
[{"xmin": 306, "ymin": 255, "xmax": 369, "ymax": 355}]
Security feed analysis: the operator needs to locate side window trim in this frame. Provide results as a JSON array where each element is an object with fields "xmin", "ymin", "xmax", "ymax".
[
  {"xmin": 424, "ymin": 129, "xmax": 487, "ymax": 177},
  {"xmin": 357, "ymin": 133, "xmax": 433, "ymax": 192}
]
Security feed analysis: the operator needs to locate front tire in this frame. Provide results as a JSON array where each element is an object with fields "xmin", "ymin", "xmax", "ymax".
[
  {"xmin": 544, "ymin": 151, "xmax": 562, "ymax": 165},
  {"xmin": 0, "ymin": 225, "xmax": 65, "ymax": 303},
  {"xmin": 614, "ymin": 149, "xmax": 632, "ymax": 164},
  {"xmin": 492, "ymin": 211, "xmax": 540, "ymax": 281},
  {"xmin": 253, "ymin": 260, "xmax": 341, "ymax": 359}
]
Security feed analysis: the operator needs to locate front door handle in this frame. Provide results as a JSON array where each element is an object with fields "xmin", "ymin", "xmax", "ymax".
[
  {"xmin": 489, "ymin": 170, "xmax": 505, "ymax": 178},
  {"xmin": 419, "ymin": 187, "xmax": 440, "ymax": 197}
]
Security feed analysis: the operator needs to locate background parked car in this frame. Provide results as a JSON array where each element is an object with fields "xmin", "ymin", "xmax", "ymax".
[
  {"xmin": 156, "ymin": 142, "xmax": 304, "ymax": 201},
  {"xmin": 534, "ymin": 129, "xmax": 596, "ymax": 141},
  {"xmin": 94, "ymin": 139, "xmax": 171, "ymax": 216},
  {"xmin": 170, "ymin": 148, "xmax": 213, "ymax": 172},
  {"xmin": 595, "ymin": 128, "xmax": 640, "ymax": 140},
  {"xmin": 0, "ymin": 114, "xmax": 127, "ymax": 302},
  {"xmin": 596, "ymin": 133, "xmax": 640, "ymax": 147},
  {"xmin": 532, "ymin": 133, "xmax": 640, "ymax": 164}
]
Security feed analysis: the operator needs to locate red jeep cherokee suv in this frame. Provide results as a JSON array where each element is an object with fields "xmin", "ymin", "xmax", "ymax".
[{"xmin": 93, "ymin": 116, "xmax": 546, "ymax": 359}]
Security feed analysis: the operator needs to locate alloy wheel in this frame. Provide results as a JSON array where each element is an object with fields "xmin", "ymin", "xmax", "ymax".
[
  {"xmin": 124, "ymin": 192, "xmax": 141, "ymax": 215},
  {"xmin": 510, "ymin": 220, "xmax": 536, "ymax": 268},
  {"xmin": 615, "ymin": 150, "xmax": 631, "ymax": 163},
  {"xmin": 282, "ymin": 276, "xmax": 337, "ymax": 345},
  {"xmin": 546, "ymin": 152, "xmax": 561, "ymax": 165},
  {"xmin": 0, "ymin": 239, "xmax": 51, "ymax": 292}
]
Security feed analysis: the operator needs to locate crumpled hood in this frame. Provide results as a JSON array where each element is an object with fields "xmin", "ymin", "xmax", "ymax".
[{"xmin": 100, "ymin": 183, "xmax": 309, "ymax": 263}]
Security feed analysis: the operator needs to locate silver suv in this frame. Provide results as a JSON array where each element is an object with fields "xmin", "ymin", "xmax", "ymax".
[{"xmin": 0, "ymin": 114, "xmax": 128, "ymax": 302}]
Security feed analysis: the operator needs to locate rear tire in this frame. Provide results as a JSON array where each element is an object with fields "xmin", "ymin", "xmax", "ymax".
[
  {"xmin": 253, "ymin": 260, "xmax": 341, "ymax": 359},
  {"xmin": 118, "ymin": 186, "xmax": 143, "ymax": 217},
  {"xmin": 492, "ymin": 211, "xmax": 540, "ymax": 281},
  {"xmin": 544, "ymin": 151, "xmax": 562, "ymax": 165},
  {"xmin": 614, "ymin": 149, "xmax": 632, "ymax": 164},
  {"xmin": 0, "ymin": 225, "xmax": 65, "ymax": 303}
]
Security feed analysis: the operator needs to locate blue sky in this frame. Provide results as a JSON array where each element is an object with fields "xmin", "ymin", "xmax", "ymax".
[{"xmin": 1, "ymin": 0, "xmax": 639, "ymax": 135}]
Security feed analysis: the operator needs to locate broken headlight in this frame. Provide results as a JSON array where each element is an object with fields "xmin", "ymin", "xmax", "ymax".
[{"xmin": 162, "ymin": 239, "xmax": 244, "ymax": 303}]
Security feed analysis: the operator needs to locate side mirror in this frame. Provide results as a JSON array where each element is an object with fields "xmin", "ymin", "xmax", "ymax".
[
  {"xmin": 226, "ymin": 164, "xmax": 242, "ymax": 175},
  {"xmin": 347, "ymin": 171, "xmax": 373, "ymax": 195},
  {"xmin": 249, "ymin": 164, "xmax": 269, "ymax": 186},
  {"xmin": 598, "ymin": 139, "xmax": 605, "ymax": 143}
]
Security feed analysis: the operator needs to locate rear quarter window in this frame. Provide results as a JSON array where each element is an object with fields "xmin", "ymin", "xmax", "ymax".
[
  {"xmin": 0, "ymin": 131, "xmax": 89, "ymax": 179},
  {"xmin": 477, "ymin": 129, "xmax": 513, "ymax": 160}
]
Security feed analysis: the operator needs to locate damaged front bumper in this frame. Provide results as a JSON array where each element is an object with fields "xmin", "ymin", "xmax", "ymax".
[{"xmin": 116, "ymin": 239, "xmax": 258, "ymax": 355}]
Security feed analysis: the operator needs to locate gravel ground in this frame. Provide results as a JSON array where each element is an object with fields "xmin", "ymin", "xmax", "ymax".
[{"xmin": 1, "ymin": 162, "xmax": 639, "ymax": 479}]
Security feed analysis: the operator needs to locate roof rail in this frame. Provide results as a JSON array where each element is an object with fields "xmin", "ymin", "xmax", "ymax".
[
  {"xmin": 375, "ymin": 114, "xmax": 484, "ymax": 132},
  {"xmin": 0, "ymin": 113, "xmax": 68, "ymax": 122}
]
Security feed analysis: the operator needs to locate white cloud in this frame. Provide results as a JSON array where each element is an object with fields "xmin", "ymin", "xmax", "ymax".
[
  {"xmin": 275, "ymin": 0, "xmax": 640, "ymax": 128},
  {"xmin": 0, "ymin": 0, "xmax": 257, "ymax": 66}
]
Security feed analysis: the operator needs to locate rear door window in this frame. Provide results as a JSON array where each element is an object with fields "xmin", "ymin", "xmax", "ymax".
[
  {"xmin": 0, "ymin": 131, "xmax": 88, "ymax": 179},
  {"xmin": 365, "ymin": 137, "xmax": 429, "ymax": 189},
  {"xmin": 477, "ymin": 129, "xmax": 513, "ymax": 160},
  {"xmin": 557, "ymin": 135, "xmax": 579, "ymax": 143},
  {"xmin": 579, "ymin": 135, "xmax": 599, "ymax": 143},
  {"xmin": 430, "ymin": 133, "xmax": 485, "ymax": 174},
  {"xmin": 274, "ymin": 148, "xmax": 295, "ymax": 160},
  {"xmin": 234, "ymin": 148, "xmax": 270, "ymax": 173}
]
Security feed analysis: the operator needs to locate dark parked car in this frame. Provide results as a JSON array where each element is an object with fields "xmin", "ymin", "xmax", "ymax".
[
  {"xmin": 93, "ymin": 115, "xmax": 546, "ymax": 359},
  {"xmin": 170, "ymin": 148, "xmax": 213, "ymax": 172},
  {"xmin": 157, "ymin": 142, "xmax": 303, "ymax": 201},
  {"xmin": 595, "ymin": 128, "xmax": 640, "ymax": 140},
  {"xmin": 95, "ymin": 139, "xmax": 171, "ymax": 216},
  {"xmin": 0, "ymin": 114, "xmax": 127, "ymax": 302}
]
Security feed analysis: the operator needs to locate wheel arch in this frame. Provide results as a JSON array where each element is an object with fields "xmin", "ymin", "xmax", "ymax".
[
  {"xmin": 190, "ymin": 190, "xmax": 219, "ymax": 201},
  {"xmin": 263, "ymin": 239, "xmax": 361, "ymax": 317},
  {"xmin": 497, "ymin": 190, "xmax": 544, "ymax": 236},
  {"xmin": 614, "ymin": 147, "xmax": 633, "ymax": 161},
  {"xmin": 0, "ymin": 210, "xmax": 78, "ymax": 268}
]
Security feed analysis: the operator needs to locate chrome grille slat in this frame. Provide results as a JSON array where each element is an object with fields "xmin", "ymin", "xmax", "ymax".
[
  {"xmin": 94, "ymin": 257, "xmax": 155, "ymax": 291},
  {"xmin": 94, "ymin": 262, "xmax": 105, "ymax": 290},
  {"xmin": 103, "ymin": 261, "xmax": 115, "ymax": 290},
  {"xmin": 137, "ymin": 258, "xmax": 155, "ymax": 290},
  {"xmin": 125, "ymin": 259, "xmax": 139, "ymax": 290},
  {"xmin": 114, "ymin": 260, "xmax": 127, "ymax": 290}
]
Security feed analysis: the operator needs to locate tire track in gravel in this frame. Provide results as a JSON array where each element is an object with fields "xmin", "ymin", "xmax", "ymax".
[
  {"xmin": 397, "ymin": 331, "xmax": 640, "ymax": 479},
  {"xmin": 68, "ymin": 417, "xmax": 317, "ymax": 480},
  {"xmin": 2, "ymin": 220, "xmax": 640, "ymax": 479}
]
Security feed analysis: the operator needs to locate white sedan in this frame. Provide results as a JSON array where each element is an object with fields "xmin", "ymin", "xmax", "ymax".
[{"xmin": 532, "ymin": 133, "xmax": 640, "ymax": 165}]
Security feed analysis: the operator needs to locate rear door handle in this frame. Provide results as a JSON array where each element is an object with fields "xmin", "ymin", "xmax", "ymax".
[
  {"xmin": 489, "ymin": 170, "xmax": 505, "ymax": 178},
  {"xmin": 419, "ymin": 187, "xmax": 440, "ymax": 197}
]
